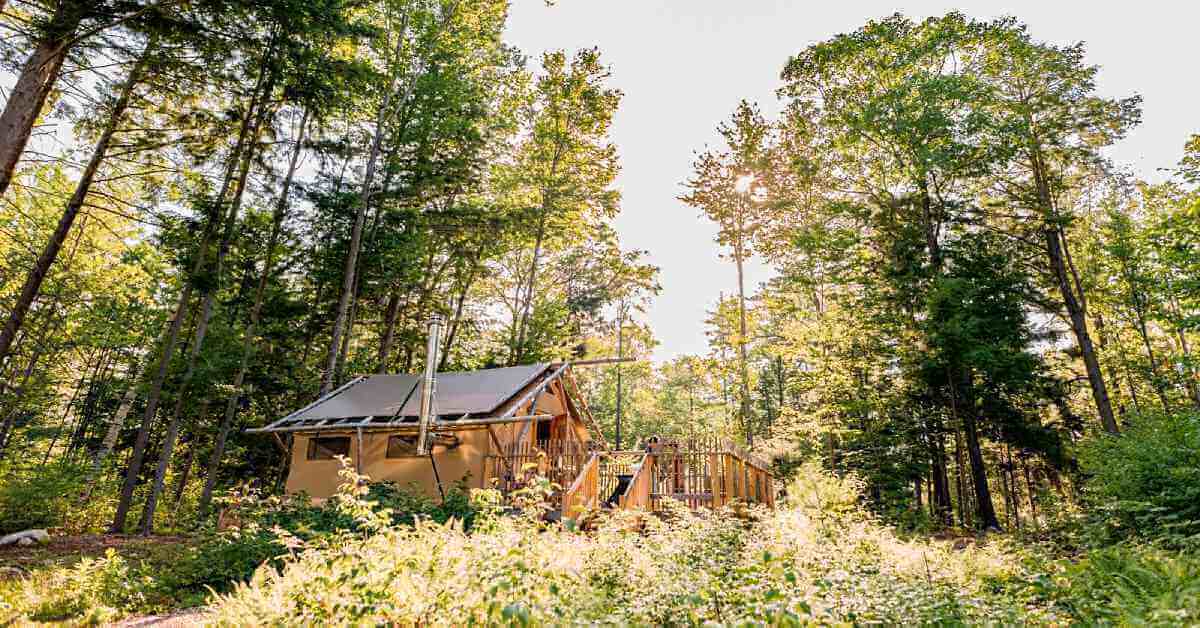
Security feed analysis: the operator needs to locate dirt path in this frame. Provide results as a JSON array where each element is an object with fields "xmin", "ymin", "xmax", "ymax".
[
  {"xmin": 114, "ymin": 607, "xmax": 207, "ymax": 627},
  {"xmin": 0, "ymin": 533, "xmax": 189, "ymax": 574}
]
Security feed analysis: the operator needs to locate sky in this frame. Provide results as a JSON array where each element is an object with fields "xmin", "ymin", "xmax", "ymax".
[{"xmin": 502, "ymin": 1, "xmax": 1200, "ymax": 362}]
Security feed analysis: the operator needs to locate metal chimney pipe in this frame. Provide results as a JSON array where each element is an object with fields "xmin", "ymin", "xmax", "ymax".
[{"xmin": 416, "ymin": 314, "xmax": 443, "ymax": 455}]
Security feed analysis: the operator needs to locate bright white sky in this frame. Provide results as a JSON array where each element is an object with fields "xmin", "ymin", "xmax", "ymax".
[{"xmin": 503, "ymin": 1, "xmax": 1200, "ymax": 362}]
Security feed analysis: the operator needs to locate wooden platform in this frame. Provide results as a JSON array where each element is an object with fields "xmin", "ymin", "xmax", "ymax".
[{"xmin": 484, "ymin": 436, "xmax": 775, "ymax": 518}]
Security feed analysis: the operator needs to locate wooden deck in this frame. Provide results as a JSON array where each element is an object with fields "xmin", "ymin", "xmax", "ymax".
[{"xmin": 483, "ymin": 436, "xmax": 776, "ymax": 518}]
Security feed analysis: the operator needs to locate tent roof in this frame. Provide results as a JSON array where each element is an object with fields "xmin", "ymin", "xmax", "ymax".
[{"xmin": 252, "ymin": 363, "xmax": 554, "ymax": 432}]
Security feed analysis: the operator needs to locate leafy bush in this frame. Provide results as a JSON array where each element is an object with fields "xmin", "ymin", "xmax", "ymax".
[
  {"xmin": 0, "ymin": 463, "xmax": 114, "ymax": 534},
  {"xmin": 205, "ymin": 466, "xmax": 1049, "ymax": 625},
  {"xmin": 1079, "ymin": 412, "xmax": 1200, "ymax": 547},
  {"xmin": 0, "ymin": 549, "xmax": 162, "ymax": 624},
  {"xmin": 146, "ymin": 473, "xmax": 483, "ymax": 603},
  {"xmin": 1030, "ymin": 544, "xmax": 1200, "ymax": 625}
]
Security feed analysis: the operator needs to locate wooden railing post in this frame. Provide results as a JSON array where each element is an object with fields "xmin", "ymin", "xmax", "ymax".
[{"xmin": 708, "ymin": 453, "xmax": 721, "ymax": 508}]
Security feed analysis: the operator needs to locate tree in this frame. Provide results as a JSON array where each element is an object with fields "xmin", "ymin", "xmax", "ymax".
[
  {"xmin": 978, "ymin": 19, "xmax": 1141, "ymax": 434},
  {"xmin": 682, "ymin": 101, "xmax": 770, "ymax": 446},
  {"xmin": 0, "ymin": 0, "xmax": 179, "ymax": 199},
  {"xmin": 505, "ymin": 48, "xmax": 621, "ymax": 365}
]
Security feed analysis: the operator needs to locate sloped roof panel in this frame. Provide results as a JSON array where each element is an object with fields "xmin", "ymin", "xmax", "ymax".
[
  {"xmin": 267, "ymin": 363, "xmax": 552, "ymax": 429},
  {"xmin": 395, "ymin": 363, "xmax": 551, "ymax": 417},
  {"xmin": 292, "ymin": 374, "xmax": 420, "ymax": 420}
]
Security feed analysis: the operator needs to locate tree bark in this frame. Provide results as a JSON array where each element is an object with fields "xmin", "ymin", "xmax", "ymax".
[
  {"xmin": 953, "ymin": 425, "xmax": 967, "ymax": 527},
  {"xmin": 440, "ymin": 257, "xmax": 481, "ymax": 371},
  {"xmin": 1045, "ymin": 227, "xmax": 1118, "ymax": 433},
  {"xmin": 513, "ymin": 212, "xmax": 548, "ymax": 364},
  {"xmin": 954, "ymin": 373, "xmax": 1001, "ymax": 531},
  {"xmin": 377, "ymin": 288, "xmax": 402, "ymax": 373},
  {"xmin": 1026, "ymin": 142, "xmax": 1118, "ymax": 433},
  {"xmin": 199, "ymin": 108, "xmax": 308, "ymax": 517},
  {"xmin": 930, "ymin": 432, "xmax": 953, "ymax": 527},
  {"xmin": 0, "ymin": 3, "xmax": 81, "ymax": 198},
  {"xmin": 963, "ymin": 413, "xmax": 1000, "ymax": 530},
  {"xmin": 0, "ymin": 40, "xmax": 151, "ymax": 366}
]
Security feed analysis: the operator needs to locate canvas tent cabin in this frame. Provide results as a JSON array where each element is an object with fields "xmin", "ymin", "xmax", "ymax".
[{"xmin": 250, "ymin": 363, "xmax": 599, "ymax": 500}]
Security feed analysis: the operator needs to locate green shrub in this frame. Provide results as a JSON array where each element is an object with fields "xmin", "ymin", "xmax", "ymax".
[
  {"xmin": 1031, "ymin": 544, "xmax": 1200, "ymax": 625},
  {"xmin": 0, "ymin": 463, "xmax": 114, "ymax": 534},
  {"xmin": 1079, "ymin": 412, "xmax": 1200, "ymax": 547},
  {"xmin": 204, "ymin": 468, "xmax": 1047, "ymax": 625},
  {"xmin": 0, "ymin": 549, "xmax": 163, "ymax": 624}
]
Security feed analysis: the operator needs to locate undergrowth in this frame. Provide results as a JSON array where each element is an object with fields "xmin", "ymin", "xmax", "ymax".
[{"xmin": 3, "ymin": 460, "xmax": 1198, "ymax": 625}]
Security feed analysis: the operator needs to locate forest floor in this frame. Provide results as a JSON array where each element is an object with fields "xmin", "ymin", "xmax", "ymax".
[{"xmin": 0, "ymin": 534, "xmax": 189, "ymax": 575}]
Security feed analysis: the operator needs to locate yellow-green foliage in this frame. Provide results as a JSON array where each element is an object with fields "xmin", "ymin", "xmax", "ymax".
[
  {"xmin": 206, "ymin": 463, "xmax": 1052, "ymax": 625},
  {"xmin": 6, "ymin": 464, "xmax": 1195, "ymax": 625},
  {"xmin": 0, "ymin": 549, "xmax": 158, "ymax": 625}
]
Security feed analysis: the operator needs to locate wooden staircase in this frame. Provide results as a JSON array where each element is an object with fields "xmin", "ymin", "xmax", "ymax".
[{"xmin": 562, "ymin": 439, "xmax": 775, "ymax": 519}]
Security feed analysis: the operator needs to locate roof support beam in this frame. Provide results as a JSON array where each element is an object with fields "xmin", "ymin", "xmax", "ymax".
[{"xmin": 247, "ymin": 413, "xmax": 552, "ymax": 434}]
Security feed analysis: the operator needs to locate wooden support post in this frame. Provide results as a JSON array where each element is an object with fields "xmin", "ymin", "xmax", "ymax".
[
  {"xmin": 354, "ymin": 428, "xmax": 364, "ymax": 475},
  {"xmin": 726, "ymin": 455, "xmax": 737, "ymax": 501},
  {"xmin": 708, "ymin": 453, "xmax": 722, "ymax": 508}
]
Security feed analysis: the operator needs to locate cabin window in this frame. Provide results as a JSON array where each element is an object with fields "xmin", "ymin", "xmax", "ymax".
[
  {"xmin": 307, "ymin": 436, "xmax": 350, "ymax": 460},
  {"xmin": 536, "ymin": 418, "xmax": 552, "ymax": 442},
  {"xmin": 386, "ymin": 435, "xmax": 420, "ymax": 458}
]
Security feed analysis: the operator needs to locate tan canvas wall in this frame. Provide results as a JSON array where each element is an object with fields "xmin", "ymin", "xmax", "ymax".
[
  {"xmin": 283, "ymin": 384, "xmax": 590, "ymax": 500},
  {"xmin": 287, "ymin": 428, "xmax": 492, "ymax": 500}
]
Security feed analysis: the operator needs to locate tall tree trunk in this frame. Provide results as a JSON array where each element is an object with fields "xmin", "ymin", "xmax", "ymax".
[
  {"xmin": 513, "ymin": 212, "xmax": 549, "ymax": 364},
  {"xmin": 0, "ymin": 41, "xmax": 151, "ymax": 366},
  {"xmin": 930, "ymin": 432, "xmax": 953, "ymax": 527},
  {"xmin": 336, "ymin": 279, "xmax": 360, "ymax": 385},
  {"xmin": 199, "ymin": 109, "xmax": 308, "ymax": 517},
  {"xmin": 1005, "ymin": 443, "xmax": 1021, "ymax": 530},
  {"xmin": 954, "ymin": 374, "xmax": 1001, "ymax": 531},
  {"xmin": 1122, "ymin": 259, "xmax": 1172, "ymax": 410},
  {"xmin": 1021, "ymin": 455, "xmax": 1039, "ymax": 529},
  {"xmin": 1028, "ymin": 146, "xmax": 1117, "ymax": 432},
  {"xmin": 110, "ymin": 59, "xmax": 268, "ymax": 533},
  {"xmin": 440, "ymin": 257, "xmax": 481, "ymax": 371},
  {"xmin": 1133, "ymin": 308, "xmax": 1172, "ymax": 411},
  {"xmin": 953, "ymin": 425, "xmax": 967, "ymax": 527},
  {"xmin": 0, "ymin": 3, "xmax": 81, "ymax": 198},
  {"xmin": 734, "ymin": 237, "xmax": 753, "ymax": 446},
  {"xmin": 323, "ymin": 17, "xmax": 411, "ymax": 394},
  {"xmin": 377, "ymin": 288, "xmax": 402, "ymax": 374},
  {"xmin": 138, "ymin": 83, "xmax": 273, "ymax": 535},
  {"xmin": 1044, "ymin": 226, "xmax": 1117, "ymax": 433},
  {"xmin": 962, "ymin": 412, "xmax": 1000, "ymax": 531},
  {"xmin": 84, "ymin": 363, "xmax": 139, "ymax": 494}
]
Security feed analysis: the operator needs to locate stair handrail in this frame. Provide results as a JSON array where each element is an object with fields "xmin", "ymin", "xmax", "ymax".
[
  {"xmin": 562, "ymin": 452, "xmax": 600, "ymax": 518},
  {"xmin": 618, "ymin": 453, "xmax": 655, "ymax": 510}
]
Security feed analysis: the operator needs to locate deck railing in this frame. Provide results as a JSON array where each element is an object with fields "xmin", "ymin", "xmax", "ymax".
[
  {"xmin": 485, "ymin": 436, "xmax": 774, "ymax": 515},
  {"xmin": 485, "ymin": 438, "xmax": 591, "ymax": 498}
]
